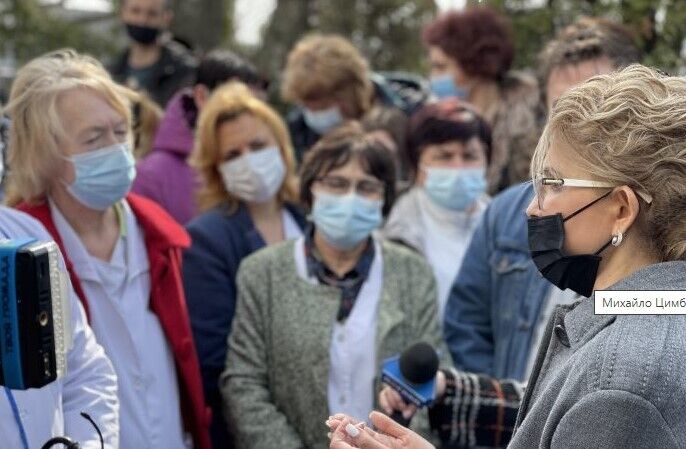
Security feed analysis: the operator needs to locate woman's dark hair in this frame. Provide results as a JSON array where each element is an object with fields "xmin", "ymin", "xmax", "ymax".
[
  {"xmin": 195, "ymin": 49, "xmax": 268, "ymax": 91},
  {"xmin": 182, "ymin": 49, "xmax": 268, "ymax": 128},
  {"xmin": 300, "ymin": 121, "xmax": 397, "ymax": 216},
  {"xmin": 422, "ymin": 6, "xmax": 514, "ymax": 81},
  {"xmin": 407, "ymin": 99, "xmax": 492, "ymax": 179}
]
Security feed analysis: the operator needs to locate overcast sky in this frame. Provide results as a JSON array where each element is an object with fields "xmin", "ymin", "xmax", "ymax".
[
  {"xmin": 233, "ymin": 0, "xmax": 469, "ymax": 45},
  {"xmin": 44, "ymin": 0, "xmax": 112, "ymax": 12},
  {"xmin": 58, "ymin": 0, "xmax": 470, "ymax": 45}
]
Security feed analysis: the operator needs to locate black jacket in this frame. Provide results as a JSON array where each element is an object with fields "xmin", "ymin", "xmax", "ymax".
[
  {"xmin": 286, "ymin": 109, "xmax": 321, "ymax": 164},
  {"xmin": 110, "ymin": 39, "xmax": 197, "ymax": 107}
]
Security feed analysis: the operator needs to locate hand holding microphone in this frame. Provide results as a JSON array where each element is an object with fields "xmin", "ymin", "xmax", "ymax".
[
  {"xmin": 379, "ymin": 372, "xmax": 447, "ymax": 423},
  {"xmin": 378, "ymin": 342, "xmax": 444, "ymax": 426}
]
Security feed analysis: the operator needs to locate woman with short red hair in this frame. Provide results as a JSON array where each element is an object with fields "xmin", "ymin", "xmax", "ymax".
[{"xmin": 423, "ymin": 6, "xmax": 541, "ymax": 194}]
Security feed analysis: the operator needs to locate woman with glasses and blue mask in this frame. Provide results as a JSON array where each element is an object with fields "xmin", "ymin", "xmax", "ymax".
[
  {"xmin": 327, "ymin": 64, "xmax": 686, "ymax": 449},
  {"xmin": 222, "ymin": 122, "xmax": 446, "ymax": 449},
  {"xmin": 384, "ymin": 99, "xmax": 491, "ymax": 318},
  {"xmin": 182, "ymin": 81, "xmax": 305, "ymax": 449},
  {"xmin": 6, "ymin": 50, "xmax": 211, "ymax": 449}
]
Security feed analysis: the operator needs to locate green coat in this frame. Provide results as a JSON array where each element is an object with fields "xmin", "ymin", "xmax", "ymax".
[{"xmin": 221, "ymin": 238, "xmax": 446, "ymax": 449}]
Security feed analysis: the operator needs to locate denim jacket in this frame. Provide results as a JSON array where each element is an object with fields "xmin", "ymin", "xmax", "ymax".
[{"xmin": 443, "ymin": 182, "xmax": 551, "ymax": 381}]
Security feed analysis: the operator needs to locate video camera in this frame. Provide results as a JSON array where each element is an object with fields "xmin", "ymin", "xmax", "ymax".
[{"xmin": 0, "ymin": 238, "xmax": 71, "ymax": 390}]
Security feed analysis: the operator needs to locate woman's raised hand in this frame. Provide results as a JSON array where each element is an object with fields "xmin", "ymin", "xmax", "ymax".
[{"xmin": 327, "ymin": 411, "xmax": 435, "ymax": 449}]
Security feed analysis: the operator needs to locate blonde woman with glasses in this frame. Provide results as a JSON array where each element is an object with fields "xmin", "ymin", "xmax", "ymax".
[{"xmin": 328, "ymin": 65, "xmax": 686, "ymax": 449}]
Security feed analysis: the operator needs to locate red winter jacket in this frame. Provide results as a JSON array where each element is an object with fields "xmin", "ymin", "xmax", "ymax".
[{"xmin": 18, "ymin": 194, "xmax": 212, "ymax": 449}]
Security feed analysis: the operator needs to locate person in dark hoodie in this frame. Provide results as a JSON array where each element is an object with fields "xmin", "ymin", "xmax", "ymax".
[{"xmin": 131, "ymin": 49, "xmax": 268, "ymax": 224}]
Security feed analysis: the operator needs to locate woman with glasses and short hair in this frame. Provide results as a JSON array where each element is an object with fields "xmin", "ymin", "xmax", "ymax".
[{"xmin": 221, "ymin": 122, "xmax": 445, "ymax": 449}]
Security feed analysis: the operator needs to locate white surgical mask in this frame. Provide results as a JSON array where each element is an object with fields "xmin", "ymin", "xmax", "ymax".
[
  {"xmin": 219, "ymin": 146, "xmax": 286, "ymax": 203},
  {"xmin": 303, "ymin": 106, "xmax": 344, "ymax": 135}
]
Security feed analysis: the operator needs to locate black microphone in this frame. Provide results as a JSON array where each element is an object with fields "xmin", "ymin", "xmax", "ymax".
[{"xmin": 380, "ymin": 341, "xmax": 439, "ymax": 426}]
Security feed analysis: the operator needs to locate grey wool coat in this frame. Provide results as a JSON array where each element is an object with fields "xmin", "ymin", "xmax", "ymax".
[
  {"xmin": 221, "ymin": 238, "xmax": 446, "ymax": 449},
  {"xmin": 509, "ymin": 261, "xmax": 686, "ymax": 449}
]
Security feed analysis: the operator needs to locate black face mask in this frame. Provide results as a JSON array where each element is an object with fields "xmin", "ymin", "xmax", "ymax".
[
  {"xmin": 126, "ymin": 24, "xmax": 161, "ymax": 46},
  {"xmin": 527, "ymin": 190, "xmax": 614, "ymax": 298}
]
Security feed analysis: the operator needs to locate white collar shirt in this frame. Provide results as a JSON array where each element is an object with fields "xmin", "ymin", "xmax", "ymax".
[
  {"xmin": 294, "ymin": 237, "xmax": 382, "ymax": 423},
  {"xmin": 416, "ymin": 189, "xmax": 489, "ymax": 317},
  {"xmin": 50, "ymin": 200, "xmax": 187, "ymax": 449}
]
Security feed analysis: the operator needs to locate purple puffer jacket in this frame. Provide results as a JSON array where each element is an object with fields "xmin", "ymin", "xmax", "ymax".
[{"xmin": 132, "ymin": 89, "xmax": 200, "ymax": 225}]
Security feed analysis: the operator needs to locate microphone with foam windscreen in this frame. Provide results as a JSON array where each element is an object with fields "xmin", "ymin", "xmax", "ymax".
[{"xmin": 380, "ymin": 341, "xmax": 439, "ymax": 426}]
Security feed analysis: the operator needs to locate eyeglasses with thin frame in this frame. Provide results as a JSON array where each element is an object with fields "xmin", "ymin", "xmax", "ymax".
[
  {"xmin": 533, "ymin": 176, "xmax": 653, "ymax": 209},
  {"xmin": 315, "ymin": 175, "xmax": 385, "ymax": 199}
]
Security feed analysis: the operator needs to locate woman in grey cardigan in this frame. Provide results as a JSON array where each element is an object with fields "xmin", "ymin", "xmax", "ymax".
[
  {"xmin": 222, "ymin": 122, "xmax": 445, "ymax": 449},
  {"xmin": 329, "ymin": 65, "xmax": 686, "ymax": 449}
]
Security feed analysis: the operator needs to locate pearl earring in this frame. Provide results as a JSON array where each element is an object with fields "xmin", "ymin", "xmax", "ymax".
[{"xmin": 611, "ymin": 231, "xmax": 624, "ymax": 247}]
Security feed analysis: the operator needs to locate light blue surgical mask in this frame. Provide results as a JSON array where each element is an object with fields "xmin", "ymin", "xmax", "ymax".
[
  {"xmin": 312, "ymin": 192, "xmax": 383, "ymax": 250},
  {"xmin": 424, "ymin": 167, "xmax": 487, "ymax": 211},
  {"xmin": 303, "ymin": 106, "xmax": 344, "ymax": 135},
  {"xmin": 65, "ymin": 142, "xmax": 136, "ymax": 210},
  {"xmin": 430, "ymin": 74, "xmax": 469, "ymax": 100}
]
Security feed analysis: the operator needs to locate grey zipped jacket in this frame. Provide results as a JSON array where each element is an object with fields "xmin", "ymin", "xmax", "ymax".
[{"xmin": 509, "ymin": 261, "xmax": 686, "ymax": 449}]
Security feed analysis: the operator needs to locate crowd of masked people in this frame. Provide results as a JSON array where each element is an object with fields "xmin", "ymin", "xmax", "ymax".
[{"xmin": 0, "ymin": 0, "xmax": 685, "ymax": 448}]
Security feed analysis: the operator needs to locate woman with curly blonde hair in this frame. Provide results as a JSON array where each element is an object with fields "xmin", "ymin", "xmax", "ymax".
[
  {"xmin": 328, "ymin": 64, "xmax": 686, "ymax": 449},
  {"xmin": 183, "ymin": 81, "xmax": 306, "ymax": 449},
  {"xmin": 506, "ymin": 62, "xmax": 686, "ymax": 449}
]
